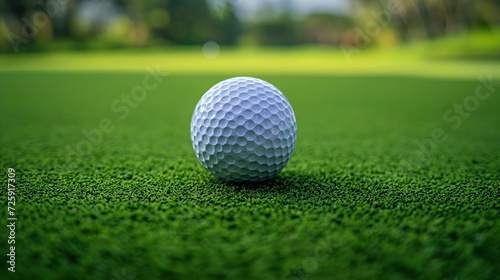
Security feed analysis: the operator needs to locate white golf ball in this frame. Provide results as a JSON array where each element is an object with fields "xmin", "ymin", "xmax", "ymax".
[{"xmin": 190, "ymin": 77, "xmax": 297, "ymax": 183}]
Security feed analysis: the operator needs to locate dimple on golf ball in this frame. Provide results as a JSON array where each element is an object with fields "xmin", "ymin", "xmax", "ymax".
[{"xmin": 190, "ymin": 77, "xmax": 297, "ymax": 183}]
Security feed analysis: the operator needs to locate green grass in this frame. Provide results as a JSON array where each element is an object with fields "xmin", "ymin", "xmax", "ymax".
[
  {"xmin": 1, "ymin": 45, "xmax": 500, "ymax": 79},
  {"xmin": 1, "ymin": 71, "xmax": 499, "ymax": 280}
]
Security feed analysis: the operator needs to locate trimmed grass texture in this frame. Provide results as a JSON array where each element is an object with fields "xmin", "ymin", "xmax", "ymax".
[{"xmin": 0, "ymin": 72, "xmax": 499, "ymax": 280}]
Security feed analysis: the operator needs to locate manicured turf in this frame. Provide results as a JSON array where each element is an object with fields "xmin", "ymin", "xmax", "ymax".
[{"xmin": 1, "ymin": 71, "xmax": 499, "ymax": 280}]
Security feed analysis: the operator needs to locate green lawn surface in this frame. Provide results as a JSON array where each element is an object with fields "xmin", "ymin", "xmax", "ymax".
[
  {"xmin": 1, "ymin": 47, "xmax": 500, "ymax": 79},
  {"xmin": 1, "ymin": 68, "xmax": 499, "ymax": 280}
]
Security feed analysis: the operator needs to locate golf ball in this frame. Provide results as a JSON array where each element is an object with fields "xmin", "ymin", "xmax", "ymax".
[{"xmin": 190, "ymin": 77, "xmax": 297, "ymax": 183}]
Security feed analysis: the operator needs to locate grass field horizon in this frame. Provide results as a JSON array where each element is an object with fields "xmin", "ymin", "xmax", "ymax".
[{"xmin": 1, "ymin": 30, "xmax": 500, "ymax": 79}]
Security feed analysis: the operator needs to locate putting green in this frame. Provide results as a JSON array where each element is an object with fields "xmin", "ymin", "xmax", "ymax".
[{"xmin": 0, "ymin": 69, "xmax": 499, "ymax": 279}]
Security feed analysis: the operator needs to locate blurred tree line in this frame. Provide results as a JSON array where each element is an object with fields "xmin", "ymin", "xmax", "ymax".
[
  {"xmin": 0, "ymin": 0, "xmax": 499, "ymax": 52},
  {"xmin": 0, "ymin": 0, "xmax": 241, "ymax": 51},
  {"xmin": 347, "ymin": 0, "xmax": 500, "ymax": 47},
  {"xmin": 249, "ymin": 0, "xmax": 500, "ymax": 47}
]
